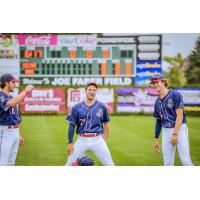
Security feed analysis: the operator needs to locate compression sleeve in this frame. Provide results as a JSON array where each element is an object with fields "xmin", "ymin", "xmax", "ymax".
[
  {"xmin": 155, "ymin": 119, "xmax": 162, "ymax": 139},
  {"xmin": 68, "ymin": 123, "xmax": 75, "ymax": 144}
]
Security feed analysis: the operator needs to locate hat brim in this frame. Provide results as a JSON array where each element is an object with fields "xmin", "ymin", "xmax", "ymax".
[
  {"xmin": 11, "ymin": 79, "xmax": 20, "ymax": 83},
  {"xmin": 150, "ymin": 79, "xmax": 161, "ymax": 84}
]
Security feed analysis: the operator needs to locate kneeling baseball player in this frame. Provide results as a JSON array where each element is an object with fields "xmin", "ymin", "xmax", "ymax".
[{"xmin": 65, "ymin": 82, "xmax": 114, "ymax": 166}]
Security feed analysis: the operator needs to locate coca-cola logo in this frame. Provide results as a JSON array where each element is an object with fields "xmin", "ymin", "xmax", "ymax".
[{"xmin": 25, "ymin": 36, "xmax": 52, "ymax": 45}]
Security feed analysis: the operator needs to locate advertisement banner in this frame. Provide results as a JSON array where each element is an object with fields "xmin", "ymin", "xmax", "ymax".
[
  {"xmin": 135, "ymin": 61, "xmax": 162, "ymax": 86},
  {"xmin": 16, "ymin": 34, "xmax": 57, "ymax": 46},
  {"xmin": 67, "ymin": 88, "xmax": 114, "ymax": 113},
  {"xmin": 0, "ymin": 34, "xmax": 20, "ymax": 81},
  {"xmin": 58, "ymin": 35, "xmax": 97, "ymax": 46},
  {"xmin": 116, "ymin": 88, "xmax": 158, "ymax": 113},
  {"xmin": 20, "ymin": 88, "xmax": 66, "ymax": 113},
  {"xmin": 175, "ymin": 88, "xmax": 200, "ymax": 111}
]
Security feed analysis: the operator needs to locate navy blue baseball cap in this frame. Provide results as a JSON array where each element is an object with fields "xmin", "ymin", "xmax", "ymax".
[
  {"xmin": 150, "ymin": 74, "xmax": 164, "ymax": 84},
  {"xmin": 85, "ymin": 81, "xmax": 98, "ymax": 88},
  {"xmin": 0, "ymin": 74, "xmax": 20, "ymax": 84},
  {"xmin": 77, "ymin": 156, "xmax": 94, "ymax": 166}
]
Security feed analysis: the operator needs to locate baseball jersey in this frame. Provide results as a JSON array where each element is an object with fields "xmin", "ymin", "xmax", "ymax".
[
  {"xmin": 0, "ymin": 91, "xmax": 21, "ymax": 125},
  {"xmin": 66, "ymin": 100, "xmax": 110, "ymax": 134},
  {"xmin": 153, "ymin": 89, "xmax": 186, "ymax": 128}
]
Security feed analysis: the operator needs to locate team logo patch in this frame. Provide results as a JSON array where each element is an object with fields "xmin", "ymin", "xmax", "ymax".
[
  {"xmin": 167, "ymin": 99, "xmax": 174, "ymax": 108},
  {"xmin": 96, "ymin": 108, "xmax": 103, "ymax": 117}
]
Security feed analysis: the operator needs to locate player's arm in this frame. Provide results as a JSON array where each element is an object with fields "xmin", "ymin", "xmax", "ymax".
[
  {"xmin": 153, "ymin": 104, "xmax": 161, "ymax": 153},
  {"xmin": 66, "ymin": 106, "xmax": 78, "ymax": 155},
  {"xmin": 103, "ymin": 122, "xmax": 110, "ymax": 142},
  {"xmin": 67, "ymin": 123, "xmax": 75, "ymax": 155},
  {"xmin": 174, "ymin": 108, "xmax": 183, "ymax": 134},
  {"xmin": 171, "ymin": 92, "xmax": 184, "ymax": 146},
  {"xmin": 171, "ymin": 108, "xmax": 183, "ymax": 146},
  {"xmin": 154, "ymin": 119, "xmax": 162, "ymax": 152},
  {"xmin": 19, "ymin": 130, "xmax": 25, "ymax": 145},
  {"xmin": 102, "ymin": 104, "xmax": 110, "ymax": 142},
  {"xmin": 6, "ymin": 85, "xmax": 34, "ymax": 107}
]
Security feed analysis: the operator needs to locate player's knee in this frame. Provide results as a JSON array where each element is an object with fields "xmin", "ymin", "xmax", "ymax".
[
  {"xmin": 8, "ymin": 161, "xmax": 15, "ymax": 166},
  {"xmin": 106, "ymin": 163, "xmax": 115, "ymax": 166},
  {"xmin": 181, "ymin": 159, "xmax": 193, "ymax": 166},
  {"xmin": 102, "ymin": 159, "xmax": 115, "ymax": 166},
  {"xmin": 164, "ymin": 160, "xmax": 174, "ymax": 166},
  {"xmin": 0, "ymin": 160, "xmax": 9, "ymax": 166}
]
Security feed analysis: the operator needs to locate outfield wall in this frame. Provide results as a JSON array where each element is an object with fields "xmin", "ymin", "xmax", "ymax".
[{"xmin": 18, "ymin": 87, "xmax": 200, "ymax": 114}]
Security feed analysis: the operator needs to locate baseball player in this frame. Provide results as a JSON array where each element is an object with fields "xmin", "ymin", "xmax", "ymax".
[
  {"xmin": 65, "ymin": 82, "xmax": 114, "ymax": 166},
  {"xmin": 0, "ymin": 74, "xmax": 34, "ymax": 166},
  {"xmin": 151, "ymin": 75, "xmax": 193, "ymax": 166}
]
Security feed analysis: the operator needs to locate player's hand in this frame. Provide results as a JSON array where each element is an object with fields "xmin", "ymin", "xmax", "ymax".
[
  {"xmin": 67, "ymin": 143, "xmax": 74, "ymax": 155},
  {"xmin": 153, "ymin": 138, "xmax": 160, "ymax": 153},
  {"xmin": 19, "ymin": 134, "xmax": 24, "ymax": 145},
  {"xmin": 25, "ymin": 85, "xmax": 34, "ymax": 93},
  {"xmin": 102, "ymin": 134, "xmax": 108, "ymax": 142},
  {"xmin": 171, "ymin": 133, "xmax": 178, "ymax": 146}
]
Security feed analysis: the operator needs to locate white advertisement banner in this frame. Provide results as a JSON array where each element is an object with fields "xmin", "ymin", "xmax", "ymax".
[
  {"xmin": 67, "ymin": 88, "xmax": 114, "ymax": 113},
  {"xmin": 175, "ymin": 88, "xmax": 200, "ymax": 105}
]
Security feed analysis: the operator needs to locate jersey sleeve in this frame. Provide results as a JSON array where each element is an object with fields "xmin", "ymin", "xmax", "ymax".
[
  {"xmin": 153, "ymin": 101, "xmax": 161, "ymax": 119},
  {"xmin": 0, "ymin": 95, "xmax": 10, "ymax": 111},
  {"xmin": 66, "ymin": 106, "xmax": 78, "ymax": 125},
  {"xmin": 173, "ymin": 91, "xmax": 184, "ymax": 110},
  {"xmin": 102, "ymin": 104, "xmax": 110, "ymax": 123}
]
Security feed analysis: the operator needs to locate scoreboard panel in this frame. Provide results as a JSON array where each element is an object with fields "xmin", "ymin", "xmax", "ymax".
[
  {"xmin": 16, "ymin": 34, "xmax": 162, "ymax": 86},
  {"xmin": 20, "ymin": 45, "xmax": 135, "ymax": 76}
]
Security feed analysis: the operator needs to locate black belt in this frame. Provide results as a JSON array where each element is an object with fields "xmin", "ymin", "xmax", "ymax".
[{"xmin": 164, "ymin": 125, "xmax": 175, "ymax": 128}]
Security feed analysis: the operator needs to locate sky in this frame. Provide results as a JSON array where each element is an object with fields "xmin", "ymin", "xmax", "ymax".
[
  {"xmin": 162, "ymin": 33, "xmax": 200, "ymax": 70},
  {"xmin": 162, "ymin": 33, "xmax": 200, "ymax": 58}
]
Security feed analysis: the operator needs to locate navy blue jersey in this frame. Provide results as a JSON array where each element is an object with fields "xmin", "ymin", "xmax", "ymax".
[
  {"xmin": 153, "ymin": 89, "xmax": 186, "ymax": 128},
  {"xmin": 0, "ymin": 91, "xmax": 21, "ymax": 125},
  {"xmin": 66, "ymin": 100, "xmax": 110, "ymax": 134}
]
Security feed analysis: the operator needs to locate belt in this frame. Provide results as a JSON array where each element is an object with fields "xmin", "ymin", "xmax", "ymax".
[
  {"xmin": 164, "ymin": 125, "xmax": 175, "ymax": 128},
  {"xmin": 8, "ymin": 124, "xmax": 20, "ymax": 129},
  {"xmin": 79, "ymin": 133, "xmax": 99, "ymax": 137}
]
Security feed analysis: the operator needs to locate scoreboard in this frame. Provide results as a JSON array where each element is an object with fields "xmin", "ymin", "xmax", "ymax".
[{"xmin": 16, "ymin": 34, "xmax": 162, "ymax": 86}]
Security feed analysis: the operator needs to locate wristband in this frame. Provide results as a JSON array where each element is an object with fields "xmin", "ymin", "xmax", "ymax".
[{"xmin": 173, "ymin": 133, "xmax": 178, "ymax": 135}]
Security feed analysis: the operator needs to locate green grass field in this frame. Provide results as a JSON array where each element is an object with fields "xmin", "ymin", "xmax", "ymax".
[{"xmin": 16, "ymin": 115, "xmax": 200, "ymax": 166}]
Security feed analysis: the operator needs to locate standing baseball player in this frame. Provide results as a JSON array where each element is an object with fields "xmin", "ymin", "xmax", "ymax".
[
  {"xmin": 151, "ymin": 75, "xmax": 193, "ymax": 166},
  {"xmin": 0, "ymin": 74, "xmax": 34, "ymax": 166},
  {"xmin": 66, "ymin": 82, "xmax": 114, "ymax": 166}
]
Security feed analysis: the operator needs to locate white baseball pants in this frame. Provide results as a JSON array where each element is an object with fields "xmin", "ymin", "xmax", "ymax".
[
  {"xmin": 66, "ymin": 135, "xmax": 114, "ymax": 166},
  {"xmin": 0, "ymin": 126, "xmax": 20, "ymax": 166},
  {"xmin": 162, "ymin": 124, "xmax": 193, "ymax": 166}
]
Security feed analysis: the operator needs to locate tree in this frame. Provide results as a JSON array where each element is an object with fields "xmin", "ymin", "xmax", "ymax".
[
  {"xmin": 163, "ymin": 53, "xmax": 187, "ymax": 87},
  {"xmin": 186, "ymin": 36, "xmax": 200, "ymax": 85}
]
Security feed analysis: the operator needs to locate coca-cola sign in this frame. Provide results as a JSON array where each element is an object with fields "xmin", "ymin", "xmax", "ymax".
[{"xmin": 16, "ymin": 34, "xmax": 57, "ymax": 46}]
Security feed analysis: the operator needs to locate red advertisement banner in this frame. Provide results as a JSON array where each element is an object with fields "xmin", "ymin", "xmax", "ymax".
[{"xmin": 20, "ymin": 88, "xmax": 66, "ymax": 113}]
